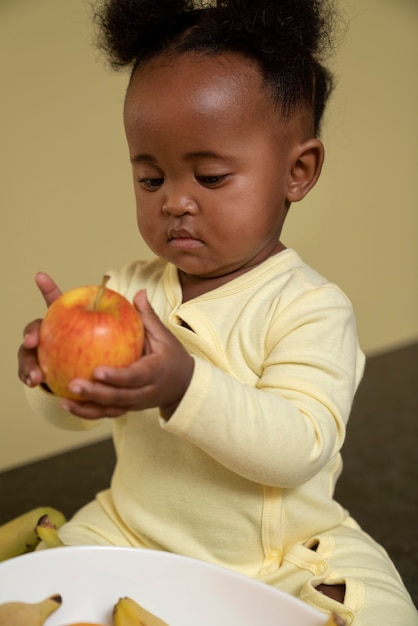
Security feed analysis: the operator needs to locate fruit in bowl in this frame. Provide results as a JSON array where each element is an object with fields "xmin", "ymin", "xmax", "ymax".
[
  {"xmin": 0, "ymin": 594, "xmax": 62, "ymax": 625},
  {"xmin": 38, "ymin": 276, "xmax": 144, "ymax": 400}
]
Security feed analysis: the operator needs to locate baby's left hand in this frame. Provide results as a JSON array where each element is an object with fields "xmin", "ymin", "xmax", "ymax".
[{"xmin": 59, "ymin": 290, "xmax": 194, "ymax": 420}]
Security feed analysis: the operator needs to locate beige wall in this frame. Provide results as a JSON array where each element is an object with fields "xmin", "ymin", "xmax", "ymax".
[{"xmin": 1, "ymin": 0, "xmax": 417, "ymax": 472}]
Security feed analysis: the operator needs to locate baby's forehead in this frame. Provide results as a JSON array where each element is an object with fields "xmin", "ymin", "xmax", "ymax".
[{"xmin": 126, "ymin": 52, "xmax": 281, "ymax": 124}]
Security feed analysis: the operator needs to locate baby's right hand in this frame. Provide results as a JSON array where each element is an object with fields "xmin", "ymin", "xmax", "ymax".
[{"xmin": 17, "ymin": 273, "xmax": 62, "ymax": 388}]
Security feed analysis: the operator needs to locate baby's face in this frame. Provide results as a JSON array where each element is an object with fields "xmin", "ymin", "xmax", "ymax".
[{"xmin": 124, "ymin": 52, "xmax": 312, "ymax": 290}]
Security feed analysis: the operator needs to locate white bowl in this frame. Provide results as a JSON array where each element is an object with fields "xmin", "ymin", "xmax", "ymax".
[{"xmin": 0, "ymin": 546, "xmax": 327, "ymax": 625}]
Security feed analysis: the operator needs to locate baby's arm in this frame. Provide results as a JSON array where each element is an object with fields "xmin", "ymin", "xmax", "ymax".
[{"xmin": 163, "ymin": 287, "xmax": 365, "ymax": 488}]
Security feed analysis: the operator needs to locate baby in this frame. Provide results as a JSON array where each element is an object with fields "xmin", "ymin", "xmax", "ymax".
[{"xmin": 18, "ymin": 1, "xmax": 418, "ymax": 623}]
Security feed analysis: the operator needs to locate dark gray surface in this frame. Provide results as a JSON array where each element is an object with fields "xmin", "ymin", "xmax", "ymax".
[{"xmin": 1, "ymin": 343, "xmax": 417, "ymax": 606}]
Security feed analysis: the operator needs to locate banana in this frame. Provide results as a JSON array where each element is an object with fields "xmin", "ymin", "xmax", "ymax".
[
  {"xmin": 35, "ymin": 514, "xmax": 66, "ymax": 549},
  {"xmin": 0, "ymin": 594, "xmax": 62, "ymax": 626},
  {"xmin": 0, "ymin": 507, "xmax": 66, "ymax": 561},
  {"xmin": 113, "ymin": 596, "xmax": 169, "ymax": 626}
]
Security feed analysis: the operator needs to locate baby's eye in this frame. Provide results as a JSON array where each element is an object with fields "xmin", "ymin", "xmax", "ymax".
[
  {"xmin": 196, "ymin": 174, "xmax": 227, "ymax": 187},
  {"xmin": 137, "ymin": 177, "xmax": 164, "ymax": 191}
]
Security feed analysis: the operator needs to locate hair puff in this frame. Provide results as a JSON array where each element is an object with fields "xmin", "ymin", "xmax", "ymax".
[{"xmin": 93, "ymin": 0, "xmax": 340, "ymax": 133}]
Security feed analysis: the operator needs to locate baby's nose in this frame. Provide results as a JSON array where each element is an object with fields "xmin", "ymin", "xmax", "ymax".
[{"xmin": 162, "ymin": 188, "xmax": 198, "ymax": 216}]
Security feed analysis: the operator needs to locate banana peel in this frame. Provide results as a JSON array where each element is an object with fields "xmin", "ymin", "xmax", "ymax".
[
  {"xmin": 0, "ymin": 594, "xmax": 62, "ymax": 626},
  {"xmin": 0, "ymin": 507, "xmax": 66, "ymax": 561},
  {"xmin": 35, "ymin": 514, "xmax": 66, "ymax": 549},
  {"xmin": 113, "ymin": 596, "xmax": 169, "ymax": 626}
]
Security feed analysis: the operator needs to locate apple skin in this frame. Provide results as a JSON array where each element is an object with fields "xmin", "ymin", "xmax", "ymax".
[{"xmin": 38, "ymin": 282, "xmax": 144, "ymax": 401}]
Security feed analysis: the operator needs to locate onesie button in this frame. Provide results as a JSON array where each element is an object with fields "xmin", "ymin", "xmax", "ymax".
[
  {"xmin": 315, "ymin": 561, "xmax": 327, "ymax": 575},
  {"xmin": 268, "ymin": 549, "xmax": 282, "ymax": 561}
]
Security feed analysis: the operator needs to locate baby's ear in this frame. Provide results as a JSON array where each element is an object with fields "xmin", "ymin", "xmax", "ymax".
[{"xmin": 286, "ymin": 138, "xmax": 325, "ymax": 203}]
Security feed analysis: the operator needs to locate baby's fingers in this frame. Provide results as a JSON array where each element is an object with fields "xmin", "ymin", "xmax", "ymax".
[
  {"xmin": 66, "ymin": 378, "xmax": 143, "ymax": 408},
  {"xmin": 60, "ymin": 399, "xmax": 127, "ymax": 420},
  {"xmin": 18, "ymin": 319, "xmax": 44, "ymax": 387},
  {"xmin": 22, "ymin": 318, "xmax": 43, "ymax": 349},
  {"xmin": 18, "ymin": 343, "xmax": 44, "ymax": 387}
]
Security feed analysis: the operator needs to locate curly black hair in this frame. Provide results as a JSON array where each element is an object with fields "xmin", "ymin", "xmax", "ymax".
[{"xmin": 93, "ymin": 0, "xmax": 340, "ymax": 134}]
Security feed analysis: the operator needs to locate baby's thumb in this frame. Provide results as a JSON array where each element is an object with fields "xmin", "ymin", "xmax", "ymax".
[
  {"xmin": 133, "ymin": 290, "xmax": 162, "ymax": 334},
  {"xmin": 35, "ymin": 272, "xmax": 62, "ymax": 307}
]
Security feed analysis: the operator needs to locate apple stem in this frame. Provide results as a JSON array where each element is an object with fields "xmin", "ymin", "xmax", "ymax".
[{"xmin": 94, "ymin": 275, "xmax": 110, "ymax": 310}]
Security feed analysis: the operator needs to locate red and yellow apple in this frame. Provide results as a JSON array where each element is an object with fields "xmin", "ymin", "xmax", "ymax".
[{"xmin": 38, "ymin": 276, "xmax": 144, "ymax": 400}]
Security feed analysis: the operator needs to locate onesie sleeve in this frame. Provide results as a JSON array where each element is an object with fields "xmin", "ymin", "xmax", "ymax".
[
  {"xmin": 24, "ymin": 384, "xmax": 100, "ymax": 431},
  {"xmin": 162, "ymin": 285, "xmax": 365, "ymax": 488}
]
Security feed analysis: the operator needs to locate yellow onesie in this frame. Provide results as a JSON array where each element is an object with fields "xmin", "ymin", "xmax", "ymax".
[{"xmin": 27, "ymin": 249, "xmax": 418, "ymax": 625}]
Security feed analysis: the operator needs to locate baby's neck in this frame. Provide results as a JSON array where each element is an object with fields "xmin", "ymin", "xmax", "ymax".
[
  {"xmin": 179, "ymin": 272, "xmax": 234, "ymax": 302},
  {"xmin": 179, "ymin": 241, "xmax": 286, "ymax": 302}
]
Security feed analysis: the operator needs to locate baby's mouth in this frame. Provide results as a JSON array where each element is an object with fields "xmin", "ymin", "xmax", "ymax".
[{"xmin": 168, "ymin": 227, "xmax": 203, "ymax": 249}]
